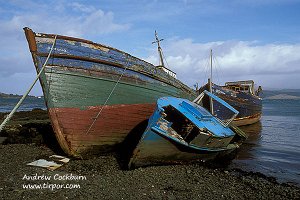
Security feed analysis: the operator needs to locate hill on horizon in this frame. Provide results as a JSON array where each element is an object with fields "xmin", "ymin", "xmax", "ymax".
[
  {"xmin": 265, "ymin": 94, "xmax": 300, "ymax": 100},
  {"xmin": 0, "ymin": 92, "xmax": 40, "ymax": 99},
  {"xmin": 261, "ymin": 89, "xmax": 300, "ymax": 99}
]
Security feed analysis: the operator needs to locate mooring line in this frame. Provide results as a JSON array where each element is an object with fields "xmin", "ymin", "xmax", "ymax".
[
  {"xmin": 0, "ymin": 35, "xmax": 58, "ymax": 132},
  {"xmin": 85, "ymin": 56, "xmax": 130, "ymax": 135}
]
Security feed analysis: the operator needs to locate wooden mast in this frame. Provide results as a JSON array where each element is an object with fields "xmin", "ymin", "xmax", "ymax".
[
  {"xmin": 210, "ymin": 49, "xmax": 213, "ymax": 83},
  {"xmin": 152, "ymin": 30, "xmax": 165, "ymax": 67},
  {"xmin": 209, "ymin": 49, "xmax": 214, "ymax": 115}
]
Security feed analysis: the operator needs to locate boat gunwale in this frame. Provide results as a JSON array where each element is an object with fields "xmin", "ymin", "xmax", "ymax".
[
  {"xmin": 43, "ymin": 65, "xmax": 179, "ymax": 96},
  {"xmin": 233, "ymin": 112, "xmax": 261, "ymax": 126},
  {"xmin": 37, "ymin": 53, "xmax": 194, "ymax": 94},
  {"xmin": 24, "ymin": 27, "xmax": 195, "ymax": 96},
  {"xmin": 27, "ymin": 27, "xmax": 167, "ymax": 77},
  {"xmin": 150, "ymin": 126, "xmax": 238, "ymax": 152}
]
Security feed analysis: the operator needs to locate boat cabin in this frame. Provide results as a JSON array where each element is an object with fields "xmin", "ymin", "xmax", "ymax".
[{"xmin": 225, "ymin": 80, "xmax": 255, "ymax": 95}]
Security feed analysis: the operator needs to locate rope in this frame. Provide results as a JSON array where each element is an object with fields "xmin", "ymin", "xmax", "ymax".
[
  {"xmin": 85, "ymin": 56, "xmax": 130, "ymax": 134},
  {"xmin": 0, "ymin": 35, "xmax": 58, "ymax": 132},
  {"xmin": 161, "ymin": 50, "xmax": 170, "ymax": 69}
]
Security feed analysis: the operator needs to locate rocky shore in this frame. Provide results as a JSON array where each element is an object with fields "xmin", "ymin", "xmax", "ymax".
[{"xmin": 0, "ymin": 110, "xmax": 299, "ymax": 199}]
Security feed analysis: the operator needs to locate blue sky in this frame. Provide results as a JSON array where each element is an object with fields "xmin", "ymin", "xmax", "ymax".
[{"xmin": 1, "ymin": 0, "xmax": 300, "ymax": 95}]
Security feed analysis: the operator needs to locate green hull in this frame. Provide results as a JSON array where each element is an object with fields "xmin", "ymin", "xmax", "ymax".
[{"xmin": 24, "ymin": 27, "xmax": 196, "ymax": 157}]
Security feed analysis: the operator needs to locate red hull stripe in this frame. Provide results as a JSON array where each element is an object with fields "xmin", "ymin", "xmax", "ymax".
[{"xmin": 49, "ymin": 103, "xmax": 155, "ymax": 156}]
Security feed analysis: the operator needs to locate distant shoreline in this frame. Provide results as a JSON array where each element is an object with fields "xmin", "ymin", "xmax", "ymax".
[
  {"xmin": 265, "ymin": 94, "xmax": 300, "ymax": 100},
  {"xmin": 0, "ymin": 92, "xmax": 43, "ymax": 99}
]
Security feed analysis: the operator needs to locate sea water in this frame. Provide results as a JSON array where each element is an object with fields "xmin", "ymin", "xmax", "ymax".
[
  {"xmin": 0, "ymin": 96, "xmax": 299, "ymax": 185},
  {"xmin": 0, "ymin": 97, "xmax": 46, "ymax": 113},
  {"xmin": 231, "ymin": 99, "xmax": 300, "ymax": 185}
]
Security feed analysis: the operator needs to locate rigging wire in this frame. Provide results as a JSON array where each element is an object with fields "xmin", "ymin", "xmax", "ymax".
[
  {"xmin": 201, "ymin": 51, "xmax": 212, "ymax": 87},
  {"xmin": 85, "ymin": 55, "xmax": 130, "ymax": 134},
  {"xmin": 213, "ymin": 54, "xmax": 222, "ymax": 85},
  {"xmin": 161, "ymin": 50, "xmax": 171, "ymax": 70}
]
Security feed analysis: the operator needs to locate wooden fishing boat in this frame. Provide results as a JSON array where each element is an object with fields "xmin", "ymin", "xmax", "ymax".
[
  {"xmin": 24, "ymin": 28, "xmax": 196, "ymax": 157},
  {"xmin": 198, "ymin": 50, "xmax": 262, "ymax": 126},
  {"xmin": 128, "ymin": 90, "xmax": 247, "ymax": 169},
  {"xmin": 199, "ymin": 81, "xmax": 262, "ymax": 126}
]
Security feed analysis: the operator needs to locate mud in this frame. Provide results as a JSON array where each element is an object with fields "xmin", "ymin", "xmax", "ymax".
[{"xmin": 0, "ymin": 110, "xmax": 299, "ymax": 199}]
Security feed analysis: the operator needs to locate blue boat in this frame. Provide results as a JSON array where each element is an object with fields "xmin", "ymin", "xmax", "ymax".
[{"xmin": 128, "ymin": 90, "xmax": 247, "ymax": 169}]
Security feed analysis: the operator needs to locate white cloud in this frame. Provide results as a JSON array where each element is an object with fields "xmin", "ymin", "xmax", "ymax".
[
  {"xmin": 1, "ymin": 0, "xmax": 299, "ymax": 96},
  {"xmin": 0, "ymin": 2, "xmax": 130, "ymax": 37},
  {"xmin": 0, "ymin": 1, "xmax": 130, "ymax": 95},
  {"xmin": 70, "ymin": 2, "xmax": 96, "ymax": 13},
  {"xmin": 144, "ymin": 38, "xmax": 300, "ymax": 89}
]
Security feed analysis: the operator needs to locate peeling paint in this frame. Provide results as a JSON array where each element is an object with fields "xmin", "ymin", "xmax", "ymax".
[
  {"xmin": 81, "ymin": 42, "xmax": 110, "ymax": 52},
  {"xmin": 23, "ymin": 27, "xmax": 197, "ymax": 158},
  {"xmin": 128, "ymin": 95, "xmax": 247, "ymax": 169},
  {"xmin": 36, "ymin": 37, "xmax": 55, "ymax": 44}
]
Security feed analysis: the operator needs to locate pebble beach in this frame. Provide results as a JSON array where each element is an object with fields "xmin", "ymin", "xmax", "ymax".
[{"xmin": 0, "ymin": 110, "xmax": 299, "ymax": 199}]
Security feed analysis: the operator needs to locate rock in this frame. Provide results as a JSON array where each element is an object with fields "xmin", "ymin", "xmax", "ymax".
[{"xmin": 0, "ymin": 137, "xmax": 7, "ymax": 144}]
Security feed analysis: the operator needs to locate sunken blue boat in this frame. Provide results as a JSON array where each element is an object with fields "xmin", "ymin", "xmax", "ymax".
[{"xmin": 128, "ymin": 90, "xmax": 247, "ymax": 169}]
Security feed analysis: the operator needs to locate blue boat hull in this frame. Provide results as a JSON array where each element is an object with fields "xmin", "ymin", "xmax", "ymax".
[
  {"xmin": 128, "ymin": 94, "xmax": 247, "ymax": 169},
  {"xmin": 128, "ymin": 126, "xmax": 239, "ymax": 168}
]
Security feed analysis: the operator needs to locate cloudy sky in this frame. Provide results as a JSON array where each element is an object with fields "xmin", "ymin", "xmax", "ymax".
[{"xmin": 1, "ymin": 0, "xmax": 300, "ymax": 95}]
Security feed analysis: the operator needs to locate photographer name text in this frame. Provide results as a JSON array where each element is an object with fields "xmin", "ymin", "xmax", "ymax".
[{"xmin": 22, "ymin": 173, "xmax": 87, "ymax": 181}]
